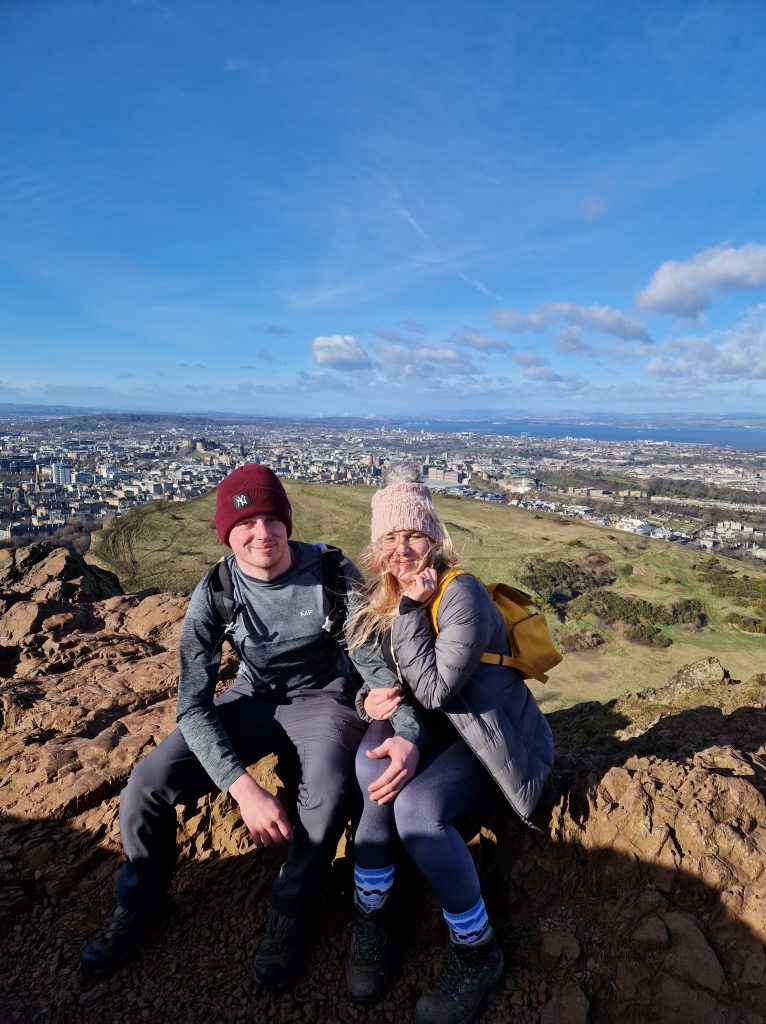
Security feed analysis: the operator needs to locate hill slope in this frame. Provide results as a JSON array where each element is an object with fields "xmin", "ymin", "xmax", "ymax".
[{"xmin": 90, "ymin": 483, "xmax": 766, "ymax": 711}]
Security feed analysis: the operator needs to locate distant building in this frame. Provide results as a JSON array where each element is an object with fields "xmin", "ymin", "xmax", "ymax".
[{"xmin": 51, "ymin": 462, "xmax": 72, "ymax": 485}]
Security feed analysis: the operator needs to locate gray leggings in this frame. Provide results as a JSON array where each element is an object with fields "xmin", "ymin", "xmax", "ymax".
[
  {"xmin": 354, "ymin": 719, "xmax": 496, "ymax": 914},
  {"xmin": 117, "ymin": 677, "xmax": 365, "ymax": 915}
]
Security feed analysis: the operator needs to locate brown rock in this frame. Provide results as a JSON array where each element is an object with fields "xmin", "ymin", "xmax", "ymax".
[
  {"xmin": 538, "ymin": 927, "xmax": 580, "ymax": 967},
  {"xmin": 540, "ymin": 982, "xmax": 590, "ymax": 1024},
  {"xmin": 0, "ymin": 599, "xmax": 46, "ymax": 643},
  {"xmin": 631, "ymin": 914, "xmax": 669, "ymax": 951},
  {"xmin": 651, "ymin": 974, "xmax": 726, "ymax": 1024},
  {"xmin": 664, "ymin": 911, "xmax": 726, "ymax": 994}
]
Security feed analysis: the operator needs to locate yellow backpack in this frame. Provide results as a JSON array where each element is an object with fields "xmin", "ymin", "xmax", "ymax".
[{"xmin": 425, "ymin": 569, "xmax": 563, "ymax": 684}]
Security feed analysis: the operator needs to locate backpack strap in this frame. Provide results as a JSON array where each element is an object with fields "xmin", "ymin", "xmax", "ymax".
[
  {"xmin": 207, "ymin": 557, "xmax": 240, "ymax": 635},
  {"xmin": 317, "ymin": 544, "xmax": 349, "ymax": 637},
  {"xmin": 206, "ymin": 545, "xmax": 350, "ymax": 639},
  {"xmin": 426, "ymin": 568, "xmax": 472, "ymax": 633},
  {"xmin": 425, "ymin": 569, "xmax": 520, "ymax": 671}
]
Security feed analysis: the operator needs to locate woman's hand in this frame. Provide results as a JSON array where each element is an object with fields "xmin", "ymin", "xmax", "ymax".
[
  {"xmin": 403, "ymin": 565, "xmax": 438, "ymax": 603},
  {"xmin": 363, "ymin": 686, "xmax": 402, "ymax": 720},
  {"xmin": 365, "ymin": 736, "xmax": 420, "ymax": 804}
]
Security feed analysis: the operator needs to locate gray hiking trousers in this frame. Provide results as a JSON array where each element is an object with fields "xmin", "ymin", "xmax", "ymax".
[{"xmin": 116, "ymin": 676, "xmax": 365, "ymax": 916}]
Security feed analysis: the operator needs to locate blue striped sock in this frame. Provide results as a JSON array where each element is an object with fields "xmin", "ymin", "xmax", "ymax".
[
  {"xmin": 443, "ymin": 897, "xmax": 490, "ymax": 945},
  {"xmin": 354, "ymin": 864, "xmax": 395, "ymax": 913}
]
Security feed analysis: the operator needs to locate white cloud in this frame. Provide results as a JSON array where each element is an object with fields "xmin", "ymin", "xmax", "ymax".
[
  {"xmin": 311, "ymin": 334, "xmax": 371, "ymax": 371},
  {"xmin": 638, "ymin": 242, "xmax": 766, "ymax": 316},
  {"xmin": 647, "ymin": 308, "xmax": 766, "ymax": 380},
  {"xmin": 495, "ymin": 301, "xmax": 651, "ymax": 342},
  {"xmin": 373, "ymin": 341, "xmax": 465, "ymax": 366}
]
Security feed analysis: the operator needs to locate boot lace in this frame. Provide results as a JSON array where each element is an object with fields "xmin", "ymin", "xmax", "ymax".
[
  {"xmin": 434, "ymin": 943, "xmax": 482, "ymax": 1000},
  {"xmin": 262, "ymin": 912, "xmax": 295, "ymax": 952},
  {"xmin": 352, "ymin": 912, "xmax": 386, "ymax": 963},
  {"xmin": 96, "ymin": 906, "xmax": 136, "ymax": 942}
]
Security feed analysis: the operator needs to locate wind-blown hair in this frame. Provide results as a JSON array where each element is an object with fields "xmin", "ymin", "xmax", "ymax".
[{"xmin": 347, "ymin": 465, "xmax": 461, "ymax": 651}]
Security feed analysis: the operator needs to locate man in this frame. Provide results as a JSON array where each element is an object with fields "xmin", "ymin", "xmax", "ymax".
[{"xmin": 80, "ymin": 464, "xmax": 390, "ymax": 987}]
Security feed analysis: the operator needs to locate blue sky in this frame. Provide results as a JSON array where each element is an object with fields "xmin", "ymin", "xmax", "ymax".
[{"xmin": 2, "ymin": 0, "xmax": 766, "ymax": 419}]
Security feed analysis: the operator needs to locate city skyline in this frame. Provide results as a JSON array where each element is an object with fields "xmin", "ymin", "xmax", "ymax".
[{"xmin": 2, "ymin": 1, "xmax": 766, "ymax": 418}]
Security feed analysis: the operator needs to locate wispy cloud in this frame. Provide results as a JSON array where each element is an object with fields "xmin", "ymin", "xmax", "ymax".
[
  {"xmin": 374, "ymin": 327, "xmax": 406, "ymax": 343},
  {"xmin": 554, "ymin": 327, "xmax": 593, "ymax": 355},
  {"xmin": 456, "ymin": 269, "xmax": 504, "ymax": 303},
  {"xmin": 583, "ymin": 198, "xmax": 606, "ymax": 223},
  {"xmin": 242, "ymin": 349, "xmax": 281, "ymax": 369},
  {"xmin": 400, "ymin": 319, "xmax": 428, "ymax": 335},
  {"xmin": 495, "ymin": 301, "xmax": 651, "ymax": 342},
  {"xmin": 392, "ymin": 191, "xmax": 504, "ymax": 302},
  {"xmin": 260, "ymin": 323, "xmax": 291, "ymax": 336},
  {"xmin": 638, "ymin": 242, "xmax": 766, "ymax": 317},
  {"xmin": 449, "ymin": 329, "xmax": 510, "ymax": 353},
  {"xmin": 312, "ymin": 334, "xmax": 372, "ymax": 371}
]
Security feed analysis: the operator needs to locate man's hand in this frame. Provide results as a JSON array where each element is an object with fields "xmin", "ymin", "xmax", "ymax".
[
  {"xmin": 365, "ymin": 736, "xmax": 419, "ymax": 805},
  {"xmin": 363, "ymin": 686, "xmax": 402, "ymax": 720},
  {"xmin": 229, "ymin": 772, "xmax": 293, "ymax": 848}
]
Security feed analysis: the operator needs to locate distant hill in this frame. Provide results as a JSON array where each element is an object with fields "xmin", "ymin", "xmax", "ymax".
[{"xmin": 90, "ymin": 482, "xmax": 766, "ymax": 712}]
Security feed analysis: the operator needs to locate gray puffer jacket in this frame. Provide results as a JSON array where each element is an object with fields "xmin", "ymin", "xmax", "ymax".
[{"xmin": 392, "ymin": 573, "xmax": 554, "ymax": 826}]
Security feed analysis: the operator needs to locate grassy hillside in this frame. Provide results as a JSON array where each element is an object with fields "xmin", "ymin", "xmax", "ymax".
[{"xmin": 90, "ymin": 483, "xmax": 766, "ymax": 711}]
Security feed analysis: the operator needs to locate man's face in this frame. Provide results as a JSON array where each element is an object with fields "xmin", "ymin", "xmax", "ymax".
[{"xmin": 228, "ymin": 515, "xmax": 291, "ymax": 580}]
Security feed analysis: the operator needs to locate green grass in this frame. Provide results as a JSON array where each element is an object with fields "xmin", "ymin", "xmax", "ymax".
[{"xmin": 89, "ymin": 483, "xmax": 766, "ymax": 712}]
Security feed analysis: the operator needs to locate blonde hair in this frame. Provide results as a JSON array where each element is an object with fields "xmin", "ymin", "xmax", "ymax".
[{"xmin": 347, "ymin": 506, "xmax": 461, "ymax": 651}]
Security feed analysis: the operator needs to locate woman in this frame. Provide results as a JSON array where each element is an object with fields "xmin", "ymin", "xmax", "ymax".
[{"xmin": 345, "ymin": 466, "xmax": 554, "ymax": 1024}]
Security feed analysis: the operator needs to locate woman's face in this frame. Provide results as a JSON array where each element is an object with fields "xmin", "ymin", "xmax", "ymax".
[{"xmin": 382, "ymin": 530, "xmax": 433, "ymax": 584}]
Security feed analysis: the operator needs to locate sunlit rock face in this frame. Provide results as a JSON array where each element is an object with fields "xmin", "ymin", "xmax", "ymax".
[{"xmin": 1, "ymin": 543, "xmax": 764, "ymax": 1023}]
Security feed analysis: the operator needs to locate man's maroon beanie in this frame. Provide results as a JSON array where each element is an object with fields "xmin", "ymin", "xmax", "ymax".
[{"xmin": 214, "ymin": 465, "xmax": 293, "ymax": 546}]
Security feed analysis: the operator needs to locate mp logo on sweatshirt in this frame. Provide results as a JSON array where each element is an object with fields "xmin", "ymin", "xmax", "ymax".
[{"xmin": 232, "ymin": 492, "xmax": 251, "ymax": 509}]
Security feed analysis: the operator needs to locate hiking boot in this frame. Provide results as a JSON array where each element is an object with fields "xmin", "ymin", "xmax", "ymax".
[
  {"xmin": 252, "ymin": 908, "xmax": 304, "ymax": 989},
  {"xmin": 79, "ymin": 903, "xmax": 160, "ymax": 980},
  {"xmin": 345, "ymin": 892, "xmax": 392, "ymax": 1004},
  {"xmin": 414, "ymin": 928, "xmax": 505, "ymax": 1024}
]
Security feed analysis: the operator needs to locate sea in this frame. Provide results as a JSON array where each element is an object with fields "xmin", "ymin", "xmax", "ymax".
[{"xmin": 394, "ymin": 420, "xmax": 766, "ymax": 452}]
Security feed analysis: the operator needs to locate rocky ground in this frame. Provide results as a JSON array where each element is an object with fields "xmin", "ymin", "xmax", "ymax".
[{"xmin": 1, "ymin": 543, "xmax": 765, "ymax": 1024}]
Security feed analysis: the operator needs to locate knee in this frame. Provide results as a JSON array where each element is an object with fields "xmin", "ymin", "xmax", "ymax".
[
  {"xmin": 392, "ymin": 784, "xmax": 428, "ymax": 838},
  {"xmin": 298, "ymin": 742, "xmax": 356, "ymax": 819},
  {"xmin": 355, "ymin": 743, "xmax": 383, "ymax": 794}
]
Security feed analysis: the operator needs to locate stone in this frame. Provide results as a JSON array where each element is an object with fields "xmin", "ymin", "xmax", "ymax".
[
  {"xmin": 631, "ymin": 914, "xmax": 669, "ymax": 951},
  {"xmin": 538, "ymin": 927, "xmax": 580, "ymax": 966},
  {"xmin": 651, "ymin": 974, "xmax": 726, "ymax": 1024},
  {"xmin": 540, "ymin": 982, "xmax": 590, "ymax": 1024},
  {"xmin": 664, "ymin": 911, "xmax": 726, "ymax": 994}
]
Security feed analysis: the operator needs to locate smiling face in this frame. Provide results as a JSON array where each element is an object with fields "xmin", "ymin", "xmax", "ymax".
[
  {"xmin": 382, "ymin": 530, "xmax": 433, "ymax": 585},
  {"xmin": 228, "ymin": 515, "xmax": 292, "ymax": 580}
]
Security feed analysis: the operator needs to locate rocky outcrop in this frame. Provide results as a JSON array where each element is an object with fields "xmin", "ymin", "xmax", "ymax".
[{"xmin": 1, "ymin": 544, "xmax": 764, "ymax": 1023}]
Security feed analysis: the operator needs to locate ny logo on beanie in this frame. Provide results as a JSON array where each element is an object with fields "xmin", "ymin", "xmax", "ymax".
[{"xmin": 233, "ymin": 493, "xmax": 251, "ymax": 509}]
